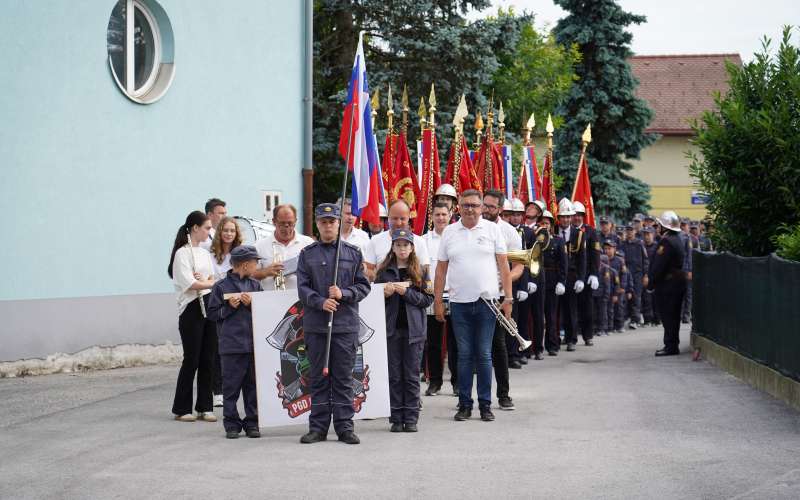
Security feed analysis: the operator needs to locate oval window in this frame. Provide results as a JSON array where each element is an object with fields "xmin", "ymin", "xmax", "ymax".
[{"xmin": 106, "ymin": 0, "xmax": 175, "ymax": 104}]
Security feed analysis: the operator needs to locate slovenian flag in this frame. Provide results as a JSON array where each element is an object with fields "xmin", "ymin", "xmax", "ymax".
[
  {"xmin": 338, "ymin": 34, "xmax": 382, "ymax": 224},
  {"xmin": 502, "ymin": 145, "xmax": 514, "ymax": 201}
]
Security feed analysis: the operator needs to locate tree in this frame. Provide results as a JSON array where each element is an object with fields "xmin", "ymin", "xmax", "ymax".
[
  {"xmin": 491, "ymin": 17, "xmax": 580, "ymax": 137},
  {"xmin": 552, "ymin": 0, "xmax": 656, "ymax": 219},
  {"xmin": 313, "ymin": 0, "xmax": 529, "ymax": 203},
  {"xmin": 689, "ymin": 27, "xmax": 800, "ymax": 257}
]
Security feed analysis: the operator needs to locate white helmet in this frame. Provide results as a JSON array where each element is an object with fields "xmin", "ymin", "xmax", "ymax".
[
  {"xmin": 658, "ymin": 210, "xmax": 680, "ymax": 232},
  {"xmin": 558, "ymin": 198, "xmax": 575, "ymax": 216},
  {"xmin": 434, "ymin": 183, "xmax": 457, "ymax": 200},
  {"xmin": 572, "ymin": 200, "xmax": 586, "ymax": 214},
  {"xmin": 540, "ymin": 210, "xmax": 554, "ymax": 221},
  {"xmin": 502, "ymin": 199, "xmax": 514, "ymax": 212},
  {"xmin": 511, "ymin": 198, "xmax": 525, "ymax": 213},
  {"xmin": 378, "ymin": 203, "xmax": 388, "ymax": 219},
  {"xmin": 533, "ymin": 200, "xmax": 545, "ymax": 212}
]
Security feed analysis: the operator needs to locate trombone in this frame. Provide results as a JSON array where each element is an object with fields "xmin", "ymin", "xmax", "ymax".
[{"xmin": 481, "ymin": 297, "xmax": 532, "ymax": 351}]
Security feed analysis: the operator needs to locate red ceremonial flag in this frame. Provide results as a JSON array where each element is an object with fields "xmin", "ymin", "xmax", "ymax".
[
  {"xmin": 382, "ymin": 133, "xmax": 398, "ymax": 203},
  {"xmin": 571, "ymin": 153, "xmax": 596, "ymax": 228},
  {"xmin": 413, "ymin": 128, "xmax": 441, "ymax": 235},
  {"xmin": 541, "ymin": 151, "xmax": 558, "ymax": 216},
  {"xmin": 444, "ymin": 135, "xmax": 482, "ymax": 194},
  {"xmin": 392, "ymin": 132, "xmax": 420, "ymax": 218},
  {"xmin": 474, "ymin": 135, "xmax": 504, "ymax": 193}
]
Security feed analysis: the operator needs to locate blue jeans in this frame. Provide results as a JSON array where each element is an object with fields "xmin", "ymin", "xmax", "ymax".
[{"xmin": 449, "ymin": 300, "xmax": 496, "ymax": 409}]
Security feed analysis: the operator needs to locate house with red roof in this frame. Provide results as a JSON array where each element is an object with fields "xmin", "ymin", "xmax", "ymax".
[{"xmin": 628, "ymin": 53, "xmax": 742, "ymax": 218}]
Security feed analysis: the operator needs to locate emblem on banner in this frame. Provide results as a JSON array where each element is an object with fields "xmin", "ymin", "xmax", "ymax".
[{"xmin": 266, "ymin": 301, "xmax": 376, "ymax": 417}]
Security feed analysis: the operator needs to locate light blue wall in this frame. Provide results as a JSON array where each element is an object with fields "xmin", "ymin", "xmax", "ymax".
[{"xmin": 0, "ymin": 0, "xmax": 305, "ymax": 301}]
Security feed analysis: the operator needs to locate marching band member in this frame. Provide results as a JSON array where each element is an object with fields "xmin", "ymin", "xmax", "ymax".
[
  {"xmin": 556, "ymin": 199, "xmax": 587, "ymax": 352},
  {"xmin": 482, "ymin": 190, "xmax": 523, "ymax": 411},
  {"xmin": 508, "ymin": 198, "xmax": 535, "ymax": 366},
  {"xmin": 524, "ymin": 200, "xmax": 545, "ymax": 229},
  {"xmin": 434, "ymin": 189, "xmax": 512, "ymax": 423},
  {"xmin": 252, "ymin": 204, "xmax": 313, "ymax": 290},
  {"xmin": 432, "ymin": 183, "xmax": 458, "ymax": 214},
  {"xmin": 572, "ymin": 201, "xmax": 600, "ymax": 346},
  {"xmin": 297, "ymin": 204, "xmax": 371, "ymax": 445},
  {"xmin": 539, "ymin": 211, "xmax": 567, "ymax": 356},
  {"xmin": 365, "ymin": 203, "xmax": 388, "ymax": 238},
  {"xmin": 375, "ymin": 229, "xmax": 433, "ymax": 432},
  {"xmin": 167, "ymin": 211, "xmax": 217, "ymax": 423},
  {"xmin": 422, "ymin": 203, "xmax": 457, "ymax": 397},
  {"xmin": 207, "ymin": 245, "xmax": 263, "ymax": 439}
]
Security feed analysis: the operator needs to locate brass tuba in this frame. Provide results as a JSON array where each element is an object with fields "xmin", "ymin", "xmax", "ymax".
[{"xmin": 506, "ymin": 227, "xmax": 551, "ymax": 277}]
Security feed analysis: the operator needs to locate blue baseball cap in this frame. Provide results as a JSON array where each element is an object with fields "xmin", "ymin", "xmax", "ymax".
[{"xmin": 230, "ymin": 245, "xmax": 260, "ymax": 264}]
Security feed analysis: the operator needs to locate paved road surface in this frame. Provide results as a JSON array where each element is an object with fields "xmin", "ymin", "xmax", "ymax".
[{"xmin": 2, "ymin": 325, "xmax": 799, "ymax": 499}]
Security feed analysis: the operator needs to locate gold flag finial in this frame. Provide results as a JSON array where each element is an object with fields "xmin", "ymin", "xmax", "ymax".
[
  {"xmin": 523, "ymin": 112, "xmax": 535, "ymax": 145},
  {"xmin": 401, "ymin": 84, "xmax": 409, "ymax": 135},
  {"xmin": 386, "ymin": 84, "xmax": 394, "ymax": 132},
  {"xmin": 582, "ymin": 123, "xmax": 592, "ymax": 144},
  {"xmin": 475, "ymin": 109, "xmax": 484, "ymax": 131},
  {"xmin": 371, "ymin": 89, "xmax": 379, "ymax": 130},
  {"xmin": 546, "ymin": 113, "xmax": 554, "ymax": 135},
  {"xmin": 526, "ymin": 112, "xmax": 536, "ymax": 131},
  {"xmin": 428, "ymin": 83, "xmax": 437, "ymax": 128},
  {"xmin": 418, "ymin": 97, "xmax": 427, "ymax": 137},
  {"xmin": 498, "ymin": 101, "xmax": 505, "ymax": 126},
  {"xmin": 453, "ymin": 94, "xmax": 468, "ymax": 133}
]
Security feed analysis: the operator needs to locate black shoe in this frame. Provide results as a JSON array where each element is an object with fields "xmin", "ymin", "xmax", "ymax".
[
  {"xmin": 425, "ymin": 383, "xmax": 441, "ymax": 396},
  {"xmin": 561, "ymin": 338, "xmax": 567, "ymax": 345},
  {"xmin": 498, "ymin": 397, "xmax": 515, "ymax": 410},
  {"xmin": 454, "ymin": 407, "xmax": 472, "ymax": 421},
  {"xmin": 300, "ymin": 431, "xmax": 327, "ymax": 444},
  {"xmin": 403, "ymin": 423, "xmax": 418, "ymax": 432},
  {"xmin": 519, "ymin": 357, "xmax": 528, "ymax": 365},
  {"xmin": 534, "ymin": 353, "xmax": 544, "ymax": 360},
  {"xmin": 655, "ymin": 347, "xmax": 680, "ymax": 357},
  {"xmin": 547, "ymin": 350, "xmax": 557, "ymax": 356},
  {"xmin": 509, "ymin": 360, "xmax": 522, "ymax": 369},
  {"xmin": 390, "ymin": 422, "xmax": 403, "ymax": 433},
  {"xmin": 226, "ymin": 430, "xmax": 240, "ymax": 439},
  {"xmin": 585, "ymin": 339, "xmax": 594, "ymax": 346},
  {"xmin": 337, "ymin": 431, "xmax": 360, "ymax": 444},
  {"xmin": 245, "ymin": 428, "xmax": 261, "ymax": 438},
  {"xmin": 479, "ymin": 407, "xmax": 495, "ymax": 421},
  {"xmin": 566, "ymin": 343, "xmax": 576, "ymax": 352}
]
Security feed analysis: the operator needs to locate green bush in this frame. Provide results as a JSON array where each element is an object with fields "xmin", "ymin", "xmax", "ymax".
[
  {"xmin": 689, "ymin": 26, "xmax": 800, "ymax": 256},
  {"xmin": 773, "ymin": 223, "xmax": 800, "ymax": 262}
]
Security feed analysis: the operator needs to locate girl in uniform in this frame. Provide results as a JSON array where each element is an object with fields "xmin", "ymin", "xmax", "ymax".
[
  {"xmin": 167, "ymin": 211, "xmax": 218, "ymax": 422},
  {"xmin": 375, "ymin": 229, "xmax": 433, "ymax": 432}
]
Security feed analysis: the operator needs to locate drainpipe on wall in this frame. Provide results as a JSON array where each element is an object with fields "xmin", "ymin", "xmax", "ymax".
[{"xmin": 302, "ymin": 0, "xmax": 314, "ymax": 236}]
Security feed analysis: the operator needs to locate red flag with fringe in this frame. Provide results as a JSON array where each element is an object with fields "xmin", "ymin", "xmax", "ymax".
[
  {"xmin": 571, "ymin": 154, "xmax": 596, "ymax": 228},
  {"xmin": 413, "ymin": 128, "xmax": 441, "ymax": 234},
  {"xmin": 444, "ymin": 135, "xmax": 481, "ymax": 194}
]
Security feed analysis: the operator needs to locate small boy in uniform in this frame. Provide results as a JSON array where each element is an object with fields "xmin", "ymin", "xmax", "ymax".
[{"xmin": 207, "ymin": 245, "xmax": 264, "ymax": 439}]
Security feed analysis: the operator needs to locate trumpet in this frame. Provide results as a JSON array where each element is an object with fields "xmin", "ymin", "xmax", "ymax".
[
  {"xmin": 481, "ymin": 297, "xmax": 532, "ymax": 352},
  {"xmin": 506, "ymin": 227, "xmax": 551, "ymax": 277},
  {"xmin": 273, "ymin": 244, "xmax": 286, "ymax": 290}
]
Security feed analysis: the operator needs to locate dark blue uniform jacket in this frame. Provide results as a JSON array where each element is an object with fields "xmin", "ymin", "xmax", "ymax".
[
  {"xmin": 207, "ymin": 271, "xmax": 264, "ymax": 354},
  {"xmin": 297, "ymin": 240, "xmax": 371, "ymax": 334},
  {"xmin": 375, "ymin": 264, "xmax": 433, "ymax": 343}
]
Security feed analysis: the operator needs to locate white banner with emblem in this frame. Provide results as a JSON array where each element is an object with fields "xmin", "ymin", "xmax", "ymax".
[{"xmin": 251, "ymin": 285, "xmax": 390, "ymax": 428}]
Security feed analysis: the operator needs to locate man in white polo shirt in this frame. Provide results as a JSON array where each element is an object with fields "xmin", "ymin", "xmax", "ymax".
[
  {"xmin": 252, "ymin": 204, "xmax": 314, "ymax": 290},
  {"xmin": 434, "ymin": 189, "xmax": 513, "ymax": 423},
  {"xmin": 364, "ymin": 199, "xmax": 430, "ymax": 281}
]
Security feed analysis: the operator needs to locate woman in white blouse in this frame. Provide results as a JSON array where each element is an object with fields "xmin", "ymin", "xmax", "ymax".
[{"xmin": 167, "ymin": 211, "xmax": 218, "ymax": 422}]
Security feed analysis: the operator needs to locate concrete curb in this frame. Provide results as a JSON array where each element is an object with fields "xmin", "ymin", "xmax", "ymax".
[{"xmin": 691, "ymin": 333, "xmax": 800, "ymax": 412}]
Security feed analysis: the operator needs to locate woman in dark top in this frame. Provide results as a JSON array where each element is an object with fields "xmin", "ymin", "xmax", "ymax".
[{"xmin": 375, "ymin": 229, "xmax": 433, "ymax": 433}]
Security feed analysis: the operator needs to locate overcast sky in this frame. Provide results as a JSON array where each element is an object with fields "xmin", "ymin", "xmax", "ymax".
[{"xmin": 470, "ymin": 0, "xmax": 799, "ymax": 61}]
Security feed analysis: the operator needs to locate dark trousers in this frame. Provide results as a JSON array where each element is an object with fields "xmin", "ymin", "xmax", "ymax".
[
  {"xmin": 612, "ymin": 293, "xmax": 626, "ymax": 330},
  {"xmin": 594, "ymin": 296, "xmax": 608, "ymax": 332},
  {"xmin": 450, "ymin": 301, "xmax": 495, "ymax": 409},
  {"xmin": 577, "ymin": 289, "xmax": 594, "ymax": 341},
  {"xmin": 213, "ymin": 348, "xmax": 223, "ymax": 396},
  {"xmin": 220, "ymin": 353, "xmax": 258, "ymax": 432},
  {"xmin": 388, "ymin": 329, "xmax": 424, "ymax": 424},
  {"xmin": 424, "ymin": 317, "xmax": 446, "ymax": 387},
  {"xmin": 544, "ymin": 287, "xmax": 560, "ymax": 352},
  {"xmin": 560, "ymin": 279, "xmax": 580, "ymax": 345},
  {"xmin": 492, "ymin": 322, "xmax": 510, "ymax": 399},
  {"xmin": 642, "ymin": 289, "xmax": 657, "ymax": 323},
  {"xmin": 628, "ymin": 274, "xmax": 643, "ymax": 324},
  {"xmin": 527, "ymin": 290, "xmax": 546, "ymax": 354},
  {"xmin": 446, "ymin": 322, "xmax": 458, "ymax": 390},
  {"xmin": 172, "ymin": 297, "xmax": 216, "ymax": 415},
  {"xmin": 657, "ymin": 286, "xmax": 686, "ymax": 349},
  {"xmin": 305, "ymin": 331, "xmax": 357, "ymax": 435},
  {"xmin": 507, "ymin": 299, "xmax": 527, "ymax": 361}
]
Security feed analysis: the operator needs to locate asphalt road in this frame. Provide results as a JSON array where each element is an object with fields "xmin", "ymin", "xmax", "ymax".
[{"xmin": 1, "ymin": 325, "xmax": 799, "ymax": 500}]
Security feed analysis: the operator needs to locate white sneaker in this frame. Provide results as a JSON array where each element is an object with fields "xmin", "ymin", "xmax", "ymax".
[
  {"xmin": 213, "ymin": 394, "xmax": 223, "ymax": 407},
  {"xmin": 197, "ymin": 412, "xmax": 217, "ymax": 422},
  {"xmin": 174, "ymin": 414, "xmax": 196, "ymax": 422}
]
